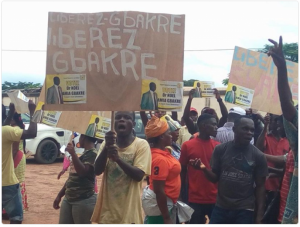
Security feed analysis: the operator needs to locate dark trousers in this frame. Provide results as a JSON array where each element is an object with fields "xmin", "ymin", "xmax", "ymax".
[
  {"xmin": 209, "ymin": 206, "xmax": 254, "ymax": 224},
  {"xmin": 188, "ymin": 203, "xmax": 215, "ymax": 224}
]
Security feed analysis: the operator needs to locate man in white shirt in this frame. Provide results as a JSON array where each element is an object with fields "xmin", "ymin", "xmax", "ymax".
[
  {"xmin": 140, "ymin": 82, "xmax": 158, "ymax": 110},
  {"xmin": 47, "ymin": 77, "xmax": 64, "ymax": 104},
  {"xmin": 214, "ymin": 107, "xmax": 254, "ymax": 144}
]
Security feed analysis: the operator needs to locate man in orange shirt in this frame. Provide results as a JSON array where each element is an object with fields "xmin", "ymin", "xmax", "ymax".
[
  {"xmin": 180, "ymin": 114, "xmax": 219, "ymax": 224},
  {"xmin": 256, "ymin": 114, "xmax": 289, "ymax": 223}
]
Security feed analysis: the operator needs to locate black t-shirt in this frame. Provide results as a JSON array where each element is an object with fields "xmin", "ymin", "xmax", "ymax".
[{"xmin": 210, "ymin": 141, "xmax": 268, "ymax": 210}]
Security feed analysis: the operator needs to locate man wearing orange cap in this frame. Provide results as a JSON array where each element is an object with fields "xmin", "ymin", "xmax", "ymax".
[
  {"xmin": 142, "ymin": 116, "xmax": 181, "ymax": 224},
  {"xmin": 91, "ymin": 111, "xmax": 151, "ymax": 224}
]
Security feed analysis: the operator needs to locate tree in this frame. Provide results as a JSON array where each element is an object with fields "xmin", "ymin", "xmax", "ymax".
[
  {"xmin": 222, "ymin": 42, "xmax": 298, "ymax": 85},
  {"xmin": 183, "ymin": 79, "xmax": 198, "ymax": 87},
  {"xmin": 2, "ymin": 81, "xmax": 42, "ymax": 91}
]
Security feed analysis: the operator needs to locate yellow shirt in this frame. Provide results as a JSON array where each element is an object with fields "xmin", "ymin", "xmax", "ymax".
[
  {"xmin": 177, "ymin": 126, "xmax": 192, "ymax": 146},
  {"xmin": 91, "ymin": 137, "xmax": 152, "ymax": 224},
  {"xmin": 2, "ymin": 126, "xmax": 23, "ymax": 186}
]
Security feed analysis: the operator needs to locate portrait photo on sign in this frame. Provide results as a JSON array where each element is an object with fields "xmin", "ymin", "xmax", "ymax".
[
  {"xmin": 225, "ymin": 83, "xmax": 254, "ymax": 108},
  {"xmin": 141, "ymin": 79, "xmax": 183, "ymax": 111},
  {"xmin": 45, "ymin": 74, "xmax": 87, "ymax": 104},
  {"xmin": 32, "ymin": 101, "xmax": 45, "ymax": 123},
  {"xmin": 85, "ymin": 115, "xmax": 111, "ymax": 139},
  {"xmin": 193, "ymin": 81, "xmax": 215, "ymax": 98}
]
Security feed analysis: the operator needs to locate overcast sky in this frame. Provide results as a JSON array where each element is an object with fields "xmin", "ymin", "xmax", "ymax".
[{"xmin": 1, "ymin": 0, "xmax": 298, "ymax": 87}]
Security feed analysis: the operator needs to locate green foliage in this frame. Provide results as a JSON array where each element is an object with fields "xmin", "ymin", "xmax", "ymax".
[
  {"xmin": 183, "ymin": 79, "xmax": 198, "ymax": 87},
  {"xmin": 2, "ymin": 81, "xmax": 42, "ymax": 91},
  {"xmin": 222, "ymin": 78, "xmax": 229, "ymax": 86},
  {"xmin": 259, "ymin": 42, "xmax": 298, "ymax": 63}
]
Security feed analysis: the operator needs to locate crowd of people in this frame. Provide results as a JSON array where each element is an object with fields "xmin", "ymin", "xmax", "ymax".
[{"xmin": 2, "ymin": 37, "xmax": 298, "ymax": 224}]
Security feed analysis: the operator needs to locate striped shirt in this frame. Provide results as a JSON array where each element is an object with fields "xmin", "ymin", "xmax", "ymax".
[
  {"xmin": 214, "ymin": 122, "xmax": 254, "ymax": 144},
  {"xmin": 278, "ymin": 150, "xmax": 294, "ymax": 222}
]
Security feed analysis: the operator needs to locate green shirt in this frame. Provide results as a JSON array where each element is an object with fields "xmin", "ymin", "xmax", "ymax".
[{"xmin": 65, "ymin": 148, "xmax": 97, "ymax": 202}]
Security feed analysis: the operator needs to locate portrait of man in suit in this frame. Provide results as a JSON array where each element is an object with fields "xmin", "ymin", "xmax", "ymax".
[
  {"xmin": 140, "ymin": 82, "xmax": 158, "ymax": 110},
  {"xmin": 32, "ymin": 104, "xmax": 45, "ymax": 123},
  {"xmin": 193, "ymin": 82, "xmax": 202, "ymax": 98},
  {"xmin": 85, "ymin": 117, "xmax": 100, "ymax": 137},
  {"xmin": 46, "ymin": 77, "xmax": 64, "ymax": 104},
  {"xmin": 225, "ymin": 85, "xmax": 237, "ymax": 104}
]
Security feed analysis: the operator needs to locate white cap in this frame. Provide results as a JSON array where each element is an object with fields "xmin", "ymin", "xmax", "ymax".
[{"xmin": 229, "ymin": 107, "xmax": 246, "ymax": 116}]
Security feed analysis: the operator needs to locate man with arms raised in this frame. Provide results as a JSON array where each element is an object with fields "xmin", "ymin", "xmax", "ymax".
[
  {"xmin": 91, "ymin": 111, "xmax": 151, "ymax": 224},
  {"xmin": 2, "ymin": 101, "xmax": 37, "ymax": 224}
]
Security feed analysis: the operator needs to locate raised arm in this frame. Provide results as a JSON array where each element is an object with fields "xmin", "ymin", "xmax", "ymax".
[
  {"xmin": 183, "ymin": 89, "xmax": 198, "ymax": 134},
  {"xmin": 3, "ymin": 103, "xmax": 15, "ymax": 126},
  {"xmin": 139, "ymin": 111, "xmax": 149, "ymax": 128},
  {"xmin": 20, "ymin": 101, "xmax": 37, "ymax": 140},
  {"xmin": 213, "ymin": 88, "xmax": 228, "ymax": 127},
  {"xmin": 256, "ymin": 114, "xmax": 269, "ymax": 151},
  {"xmin": 268, "ymin": 36, "xmax": 296, "ymax": 122}
]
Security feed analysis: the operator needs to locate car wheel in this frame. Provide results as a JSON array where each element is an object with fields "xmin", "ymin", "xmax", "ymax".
[{"xmin": 35, "ymin": 139, "xmax": 59, "ymax": 164}]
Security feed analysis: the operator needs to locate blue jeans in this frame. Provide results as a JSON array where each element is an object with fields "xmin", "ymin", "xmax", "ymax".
[
  {"xmin": 189, "ymin": 203, "xmax": 215, "ymax": 224},
  {"xmin": 2, "ymin": 184, "xmax": 23, "ymax": 222},
  {"xmin": 209, "ymin": 206, "xmax": 254, "ymax": 224}
]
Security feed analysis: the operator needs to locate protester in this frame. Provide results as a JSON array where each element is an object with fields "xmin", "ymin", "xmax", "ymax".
[
  {"xmin": 246, "ymin": 108, "xmax": 265, "ymax": 144},
  {"xmin": 57, "ymin": 141, "xmax": 99, "ymax": 194},
  {"xmin": 214, "ymin": 107, "xmax": 254, "ymax": 144},
  {"xmin": 163, "ymin": 115, "xmax": 182, "ymax": 160},
  {"xmin": 3, "ymin": 113, "xmax": 29, "ymax": 219},
  {"xmin": 261, "ymin": 150, "xmax": 294, "ymax": 223},
  {"xmin": 256, "ymin": 114, "xmax": 289, "ymax": 222},
  {"xmin": 190, "ymin": 116, "xmax": 268, "ymax": 224},
  {"xmin": 53, "ymin": 134, "xmax": 98, "ymax": 224},
  {"xmin": 142, "ymin": 116, "xmax": 181, "ymax": 224},
  {"xmin": 268, "ymin": 36, "xmax": 298, "ymax": 224},
  {"xmin": 183, "ymin": 88, "xmax": 228, "ymax": 135},
  {"xmin": 180, "ymin": 114, "xmax": 219, "ymax": 224},
  {"xmin": 2, "ymin": 101, "xmax": 37, "ymax": 224},
  {"xmin": 177, "ymin": 117, "xmax": 192, "ymax": 146},
  {"xmin": 91, "ymin": 111, "xmax": 151, "ymax": 224}
]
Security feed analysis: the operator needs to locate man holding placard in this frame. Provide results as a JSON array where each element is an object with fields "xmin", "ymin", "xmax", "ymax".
[{"xmin": 92, "ymin": 111, "xmax": 151, "ymax": 224}]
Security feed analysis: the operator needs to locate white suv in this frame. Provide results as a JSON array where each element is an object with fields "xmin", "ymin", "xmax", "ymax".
[{"xmin": 24, "ymin": 123, "xmax": 72, "ymax": 164}]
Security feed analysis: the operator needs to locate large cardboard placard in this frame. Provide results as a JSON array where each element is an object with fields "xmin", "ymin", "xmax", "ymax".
[
  {"xmin": 228, "ymin": 46, "xmax": 298, "ymax": 115},
  {"xmin": 45, "ymin": 11, "xmax": 185, "ymax": 111}
]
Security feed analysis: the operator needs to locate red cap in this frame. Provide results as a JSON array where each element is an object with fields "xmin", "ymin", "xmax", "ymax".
[{"xmin": 190, "ymin": 107, "xmax": 198, "ymax": 114}]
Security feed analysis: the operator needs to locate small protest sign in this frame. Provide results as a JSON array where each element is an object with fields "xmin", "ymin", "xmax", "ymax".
[
  {"xmin": 193, "ymin": 81, "xmax": 215, "ymax": 98},
  {"xmin": 7, "ymin": 90, "xmax": 29, "ymax": 113},
  {"xmin": 141, "ymin": 79, "xmax": 183, "ymax": 111},
  {"xmin": 225, "ymin": 83, "xmax": 254, "ymax": 108}
]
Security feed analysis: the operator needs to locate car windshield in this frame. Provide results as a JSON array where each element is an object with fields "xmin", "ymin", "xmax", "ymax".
[{"xmin": 21, "ymin": 113, "xmax": 31, "ymax": 123}]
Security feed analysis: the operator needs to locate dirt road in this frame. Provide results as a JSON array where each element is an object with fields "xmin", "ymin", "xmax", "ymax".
[{"xmin": 3, "ymin": 158, "xmax": 138, "ymax": 224}]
